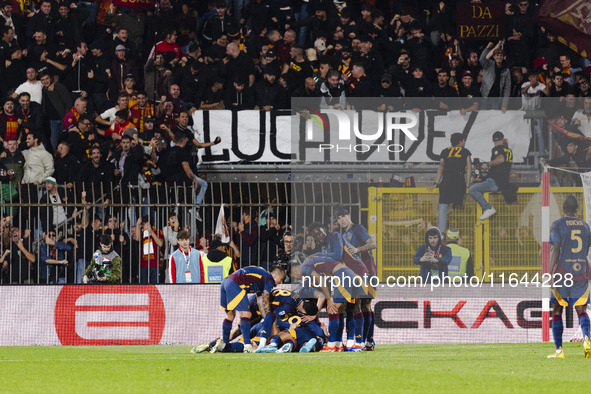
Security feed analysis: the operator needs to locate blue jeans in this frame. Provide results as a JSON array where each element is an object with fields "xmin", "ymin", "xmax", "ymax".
[
  {"xmin": 49, "ymin": 120, "xmax": 62, "ymax": 152},
  {"xmin": 468, "ymin": 178, "xmax": 498, "ymax": 211},
  {"xmin": 76, "ymin": 259, "xmax": 88, "ymax": 284},
  {"xmin": 224, "ymin": 0, "xmax": 248, "ymax": 23},
  {"xmin": 294, "ymin": 3, "xmax": 309, "ymax": 45},
  {"xmin": 195, "ymin": 176, "xmax": 208, "ymax": 206},
  {"xmin": 140, "ymin": 267, "xmax": 158, "ymax": 284},
  {"xmin": 438, "ymin": 203, "xmax": 449, "ymax": 234}
]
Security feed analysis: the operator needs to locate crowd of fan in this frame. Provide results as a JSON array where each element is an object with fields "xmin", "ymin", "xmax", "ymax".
[
  {"xmin": 0, "ymin": 198, "xmax": 292, "ymax": 284},
  {"xmin": 0, "ymin": 0, "xmax": 590, "ymax": 161}
]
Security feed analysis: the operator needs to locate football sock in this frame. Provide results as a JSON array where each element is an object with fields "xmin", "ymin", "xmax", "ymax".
[
  {"xmin": 362, "ymin": 311, "xmax": 371, "ymax": 343},
  {"xmin": 368, "ymin": 311, "xmax": 375, "ymax": 343},
  {"xmin": 269, "ymin": 336, "xmax": 281, "ymax": 347},
  {"xmin": 317, "ymin": 337, "xmax": 325, "ymax": 351},
  {"xmin": 222, "ymin": 319, "xmax": 232, "ymax": 344},
  {"xmin": 260, "ymin": 312, "xmax": 276, "ymax": 343},
  {"xmin": 579, "ymin": 312, "xmax": 591, "ymax": 339},
  {"xmin": 354, "ymin": 313, "xmax": 364, "ymax": 344},
  {"xmin": 552, "ymin": 315, "xmax": 563, "ymax": 349},
  {"xmin": 314, "ymin": 339, "xmax": 323, "ymax": 352},
  {"xmin": 345, "ymin": 304, "xmax": 355, "ymax": 340},
  {"xmin": 240, "ymin": 317, "xmax": 251, "ymax": 344},
  {"xmin": 209, "ymin": 339, "xmax": 217, "ymax": 347},
  {"xmin": 337, "ymin": 313, "xmax": 345, "ymax": 343},
  {"xmin": 328, "ymin": 314, "xmax": 339, "ymax": 342}
]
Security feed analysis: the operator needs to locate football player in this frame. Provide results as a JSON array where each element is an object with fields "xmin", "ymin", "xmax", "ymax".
[{"xmin": 211, "ymin": 265, "xmax": 285, "ymax": 353}]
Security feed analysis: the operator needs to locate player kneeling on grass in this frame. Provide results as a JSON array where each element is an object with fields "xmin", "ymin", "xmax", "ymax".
[
  {"xmin": 83, "ymin": 234, "xmax": 122, "ymax": 284},
  {"xmin": 211, "ymin": 265, "xmax": 285, "ymax": 353},
  {"xmin": 548, "ymin": 196, "xmax": 591, "ymax": 359},
  {"xmin": 256, "ymin": 301, "xmax": 328, "ymax": 353}
]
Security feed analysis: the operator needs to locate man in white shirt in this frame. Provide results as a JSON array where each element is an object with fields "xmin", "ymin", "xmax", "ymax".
[
  {"xmin": 12, "ymin": 67, "xmax": 43, "ymax": 104},
  {"xmin": 521, "ymin": 72, "xmax": 548, "ymax": 110},
  {"xmin": 95, "ymin": 93, "xmax": 129, "ymax": 127},
  {"xmin": 572, "ymin": 97, "xmax": 591, "ymax": 137}
]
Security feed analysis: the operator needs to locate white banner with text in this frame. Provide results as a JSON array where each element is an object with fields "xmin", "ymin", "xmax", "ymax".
[{"xmin": 191, "ymin": 110, "xmax": 531, "ymax": 164}]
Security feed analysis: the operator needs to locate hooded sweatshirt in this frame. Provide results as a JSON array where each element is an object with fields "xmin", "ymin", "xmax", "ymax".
[
  {"xmin": 413, "ymin": 227, "xmax": 452, "ymax": 282},
  {"xmin": 22, "ymin": 143, "xmax": 54, "ymax": 184}
]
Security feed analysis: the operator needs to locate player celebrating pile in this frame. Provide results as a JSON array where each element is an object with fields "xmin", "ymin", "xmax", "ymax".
[
  {"xmin": 548, "ymin": 196, "xmax": 591, "ymax": 358},
  {"xmin": 211, "ymin": 265, "xmax": 285, "ymax": 353},
  {"xmin": 256, "ymin": 301, "xmax": 327, "ymax": 353}
]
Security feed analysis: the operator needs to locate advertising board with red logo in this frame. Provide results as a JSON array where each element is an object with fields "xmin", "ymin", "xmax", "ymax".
[{"xmin": 0, "ymin": 286, "xmax": 574, "ymax": 345}]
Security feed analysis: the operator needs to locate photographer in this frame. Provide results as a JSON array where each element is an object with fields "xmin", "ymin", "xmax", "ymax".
[
  {"xmin": 413, "ymin": 227, "xmax": 451, "ymax": 283},
  {"xmin": 273, "ymin": 232, "xmax": 303, "ymax": 283},
  {"xmin": 83, "ymin": 234, "xmax": 122, "ymax": 284}
]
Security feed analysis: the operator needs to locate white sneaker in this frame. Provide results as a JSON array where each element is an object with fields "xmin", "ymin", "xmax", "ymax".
[
  {"xmin": 479, "ymin": 208, "xmax": 496, "ymax": 221},
  {"xmin": 209, "ymin": 338, "xmax": 225, "ymax": 353},
  {"xmin": 276, "ymin": 343, "xmax": 293, "ymax": 353},
  {"xmin": 195, "ymin": 211, "xmax": 202, "ymax": 222}
]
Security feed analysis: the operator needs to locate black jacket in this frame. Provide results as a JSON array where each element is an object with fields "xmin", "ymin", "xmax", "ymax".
[
  {"xmin": 76, "ymin": 160, "xmax": 115, "ymax": 201},
  {"xmin": 254, "ymin": 79, "xmax": 287, "ymax": 109},
  {"xmin": 53, "ymin": 152, "xmax": 80, "ymax": 186},
  {"xmin": 113, "ymin": 145, "xmax": 144, "ymax": 186}
]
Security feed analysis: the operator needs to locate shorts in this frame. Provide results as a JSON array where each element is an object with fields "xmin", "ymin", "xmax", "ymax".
[
  {"xmin": 331, "ymin": 267, "xmax": 357, "ymax": 304},
  {"xmin": 342, "ymin": 254, "xmax": 369, "ymax": 277},
  {"xmin": 290, "ymin": 327, "xmax": 316, "ymax": 349},
  {"xmin": 247, "ymin": 294, "xmax": 263, "ymax": 322},
  {"xmin": 439, "ymin": 175, "xmax": 466, "ymax": 205},
  {"xmin": 551, "ymin": 281, "xmax": 590, "ymax": 307},
  {"xmin": 366, "ymin": 274, "xmax": 378, "ymax": 299},
  {"xmin": 220, "ymin": 278, "xmax": 250, "ymax": 312}
]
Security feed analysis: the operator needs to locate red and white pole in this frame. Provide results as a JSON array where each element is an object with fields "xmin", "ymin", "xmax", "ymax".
[{"xmin": 541, "ymin": 168, "xmax": 550, "ymax": 342}]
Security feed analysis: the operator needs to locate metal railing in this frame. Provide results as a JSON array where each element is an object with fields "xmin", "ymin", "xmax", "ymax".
[{"xmin": 0, "ymin": 180, "xmax": 364, "ymax": 284}]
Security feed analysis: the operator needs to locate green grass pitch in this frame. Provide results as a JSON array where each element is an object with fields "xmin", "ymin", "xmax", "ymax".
[{"xmin": 0, "ymin": 343, "xmax": 588, "ymax": 393}]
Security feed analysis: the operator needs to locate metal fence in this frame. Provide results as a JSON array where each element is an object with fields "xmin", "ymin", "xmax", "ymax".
[
  {"xmin": 368, "ymin": 186, "xmax": 583, "ymax": 281},
  {"xmin": 0, "ymin": 180, "xmax": 365, "ymax": 284}
]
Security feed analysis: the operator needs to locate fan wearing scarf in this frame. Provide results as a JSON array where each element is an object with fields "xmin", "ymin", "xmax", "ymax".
[
  {"xmin": 413, "ymin": 227, "xmax": 452, "ymax": 283},
  {"xmin": 83, "ymin": 234, "xmax": 122, "ymax": 284}
]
